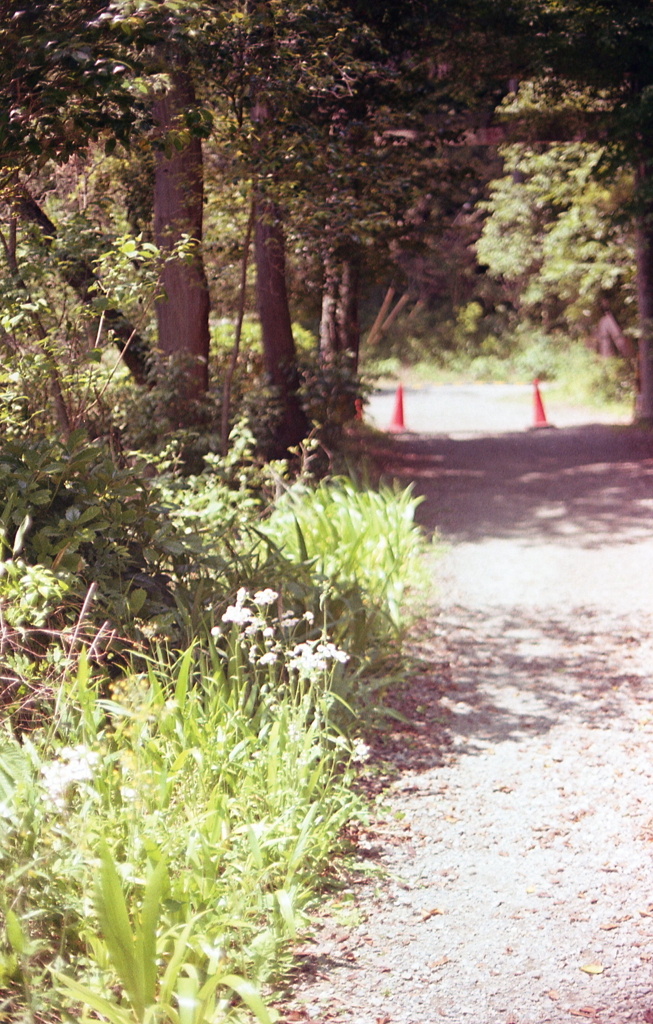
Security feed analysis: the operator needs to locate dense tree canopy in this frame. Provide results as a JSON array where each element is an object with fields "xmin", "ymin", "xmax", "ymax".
[{"xmin": 0, "ymin": 0, "xmax": 650, "ymax": 445}]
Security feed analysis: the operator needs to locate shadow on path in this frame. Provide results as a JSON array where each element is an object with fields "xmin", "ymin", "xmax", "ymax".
[
  {"xmin": 373, "ymin": 424, "xmax": 653, "ymax": 547},
  {"xmin": 369, "ymin": 603, "xmax": 653, "ymax": 775}
]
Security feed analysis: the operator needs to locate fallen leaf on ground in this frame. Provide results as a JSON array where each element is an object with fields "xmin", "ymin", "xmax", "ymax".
[
  {"xmin": 443, "ymin": 815, "xmax": 459, "ymax": 823},
  {"xmin": 421, "ymin": 907, "xmax": 446, "ymax": 921},
  {"xmin": 429, "ymin": 956, "xmax": 449, "ymax": 968},
  {"xmin": 493, "ymin": 784, "xmax": 514, "ymax": 793},
  {"xmin": 526, "ymin": 886, "xmax": 536, "ymax": 893},
  {"xmin": 579, "ymin": 963, "xmax": 604, "ymax": 975},
  {"xmin": 639, "ymin": 908, "xmax": 653, "ymax": 917},
  {"xmin": 599, "ymin": 922, "xmax": 619, "ymax": 930},
  {"xmin": 570, "ymin": 1008, "xmax": 597, "ymax": 1017},
  {"xmin": 546, "ymin": 990, "xmax": 560, "ymax": 1001}
]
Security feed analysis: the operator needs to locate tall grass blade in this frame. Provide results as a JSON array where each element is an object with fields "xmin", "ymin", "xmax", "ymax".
[
  {"xmin": 176, "ymin": 974, "xmax": 200, "ymax": 1024},
  {"xmin": 293, "ymin": 514, "xmax": 308, "ymax": 563},
  {"xmin": 159, "ymin": 921, "xmax": 194, "ymax": 1007},
  {"xmin": 275, "ymin": 889, "xmax": 297, "ymax": 939},
  {"xmin": 174, "ymin": 644, "xmax": 195, "ymax": 710},
  {"xmin": 94, "ymin": 841, "xmax": 145, "ymax": 1020},
  {"xmin": 246, "ymin": 823, "xmax": 264, "ymax": 870},
  {"xmin": 139, "ymin": 856, "xmax": 168, "ymax": 1007},
  {"xmin": 218, "ymin": 975, "xmax": 273, "ymax": 1024},
  {"xmin": 56, "ymin": 974, "xmax": 134, "ymax": 1024},
  {"xmin": 286, "ymin": 803, "xmax": 319, "ymax": 880}
]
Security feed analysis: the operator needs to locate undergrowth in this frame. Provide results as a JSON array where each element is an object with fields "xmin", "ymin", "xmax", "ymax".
[{"xmin": 0, "ymin": 443, "xmax": 428, "ymax": 1023}]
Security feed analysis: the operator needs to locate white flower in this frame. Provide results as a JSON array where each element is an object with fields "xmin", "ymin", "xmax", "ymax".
[
  {"xmin": 41, "ymin": 745, "xmax": 99, "ymax": 810},
  {"xmin": 222, "ymin": 605, "xmax": 252, "ymax": 625},
  {"xmin": 244, "ymin": 617, "xmax": 266, "ymax": 636},
  {"xmin": 253, "ymin": 589, "xmax": 279, "ymax": 606},
  {"xmin": 288, "ymin": 639, "xmax": 349, "ymax": 675},
  {"xmin": 351, "ymin": 738, "xmax": 371, "ymax": 763},
  {"xmin": 210, "ymin": 626, "xmax": 222, "ymax": 637},
  {"xmin": 303, "ymin": 610, "xmax": 315, "ymax": 623},
  {"xmin": 222, "ymin": 587, "xmax": 254, "ymax": 625},
  {"xmin": 281, "ymin": 617, "xmax": 299, "ymax": 629},
  {"xmin": 317, "ymin": 642, "xmax": 349, "ymax": 664},
  {"xmin": 259, "ymin": 651, "xmax": 277, "ymax": 666},
  {"xmin": 263, "ymin": 627, "xmax": 275, "ymax": 638}
]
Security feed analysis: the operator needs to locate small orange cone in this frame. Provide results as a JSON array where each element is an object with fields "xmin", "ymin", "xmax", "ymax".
[
  {"xmin": 354, "ymin": 398, "xmax": 363, "ymax": 421},
  {"xmin": 532, "ymin": 378, "xmax": 548, "ymax": 427},
  {"xmin": 388, "ymin": 384, "xmax": 405, "ymax": 432}
]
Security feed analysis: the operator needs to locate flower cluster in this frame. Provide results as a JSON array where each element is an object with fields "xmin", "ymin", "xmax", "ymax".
[
  {"xmin": 288, "ymin": 640, "xmax": 349, "ymax": 676},
  {"xmin": 41, "ymin": 745, "xmax": 99, "ymax": 810},
  {"xmin": 218, "ymin": 588, "xmax": 279, "ymax": 629},
  {"xmin": 212, "ymin": 586, "xmax": 348, "ymax": 680}
]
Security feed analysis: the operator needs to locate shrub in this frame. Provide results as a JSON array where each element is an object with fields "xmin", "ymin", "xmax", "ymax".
[{"xmin": 261, "ymin": 476, "xmax": 427, "ymax": 633}]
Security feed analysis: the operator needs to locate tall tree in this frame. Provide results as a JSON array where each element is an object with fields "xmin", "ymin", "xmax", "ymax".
[
  {"xmin": 524, "ymin": 0, "xmax": 653, "ymax": 417},
  {"xmin": 254, "ymin": 197, "xmax": 308, "ymax": 450},
  {"xmin": 152, "ymin": 65, "xmax": 211, "ymax": 393}
]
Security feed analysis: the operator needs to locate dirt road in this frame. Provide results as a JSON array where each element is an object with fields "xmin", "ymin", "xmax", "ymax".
[{"xmin": 284, "ymin": 393, "xmax": 653, "ymax": 1024}]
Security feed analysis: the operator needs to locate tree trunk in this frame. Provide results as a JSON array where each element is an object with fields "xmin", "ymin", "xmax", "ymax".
[
  {"xmin": 153, "ymin": 69, "xmax": 210, "ymax": 392},
  {"xmin": 319, "ymin": 257, "xmax": 340, "ymax": 364},
  {"xmin": 336, "ymin": 258, "xmax": 360, "ymax": 372},
  {"xmin": 635, "ymin": 166, "xmax": 653, "ymax": 421},
  {"xmin": 254, "ymin": 197, "xmax": 308, "ymax": 451},
  {"xmin": 320, "ymin": 257, "xmax": 360, "ymax": 370}
]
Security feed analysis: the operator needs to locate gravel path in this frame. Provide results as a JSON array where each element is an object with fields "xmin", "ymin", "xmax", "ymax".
[{"xmin": 281, "ymin": 401, "xmax": 653, "ymax": 1024}]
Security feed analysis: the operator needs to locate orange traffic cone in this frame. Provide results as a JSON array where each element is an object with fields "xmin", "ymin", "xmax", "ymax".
[
  {"xmin": 532, "ymin": 378, "xmax": 548, "ymax": 427},
  {"xmin": 388, "ymin": 384, "xmax": 405, "ymax": 432}
]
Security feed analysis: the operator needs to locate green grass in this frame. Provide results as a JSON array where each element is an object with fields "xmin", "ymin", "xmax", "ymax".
[
  {"xmin": 261, "ymin": 476, "xmax": 429, "ymax": 632},
  {"xmin": 1, "ymin": 641, "xmax": 361, "ymax": 1023},
  {"xmin": 0, "ymin": 473, "xmax": 430, "ymax": 1023}
]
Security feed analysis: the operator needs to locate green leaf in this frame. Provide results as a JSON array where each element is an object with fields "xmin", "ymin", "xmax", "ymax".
[
  {"xmin": 246, "ymin": 824, "xmax": 263, "ymax": 870},
  {"xmin": 293, "ymin": 515, "xmax": 309, "ymax": 562},
  {"xmin": 94, "ymin": 841, "xmax": 145, "ymax": 1020},
  {"xmin": 129, "ymin": 587, "xmax": 147, "ymax": 616},
  {"xmin": 174, "ymin": 644, "xmax": 195, "ymax": 710},
  {"xmin": 5, "ymin": 909, "xmax": 25, "ymax": 954},
  {"xmin": 218, "ymin": 975, "xmax": 274, "ymax": 1024},
  {"xmin": 12, "ymin": 514, "xmax": 31, "ymax": 556},
  {"xmin": 56, "ymin": 973, "xmax": 134, "ymax": 1024},
  {"xmin": 139, "ymin": 856, "xmax": 167, "ymax": 1006},
  {"xmin": 78, "ymin": 505, "xmax": 103, "ymax": 524},
  {"xmin": 275, "ymin": 889, "xmax": 297, "ymax": 939},
  {"xmin": 176, "ymin": 974, "xmax": 199, "ymax": 1024},
  {"xmin": 0, "ymin": 741, "xmax": 29, "ymax": 803},
  {"xmin": 159, "ymin": 920, "xmax": 195, "ymax": 1007}
]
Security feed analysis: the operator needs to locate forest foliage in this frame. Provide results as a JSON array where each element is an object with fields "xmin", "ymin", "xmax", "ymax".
[{"xmin": 2, "ymin": 1, "xmax": 653, "ymax": 1020}]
